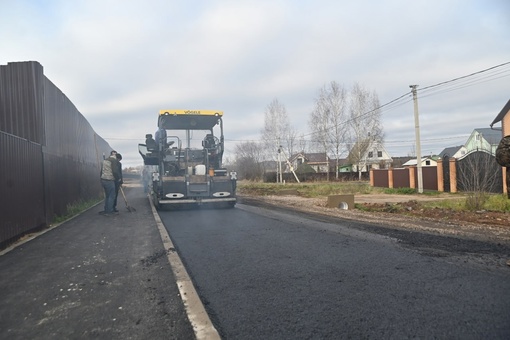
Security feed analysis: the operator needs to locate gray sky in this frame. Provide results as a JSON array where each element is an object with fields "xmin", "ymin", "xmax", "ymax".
[{"xmin": 1, "ymin": 0, "xmax": 509, "ymax": 168}]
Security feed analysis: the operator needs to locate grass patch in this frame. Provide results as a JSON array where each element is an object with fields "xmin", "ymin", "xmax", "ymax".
[
  {"xmin": 238, "ymin": 181, "xmax": 373, "ymax": 198},
  {"xmin": 383, "ymin": 187, "xmax": 416, "ymax": 195},
  {"xmin": 485, "ymin": 194, "xmax": 510, "ymax": 212},
  {"xmin": 381, "ymin": 188, "xmax": 442, "ymax": 196},
  {"xmin": 422, "ymin": 193, "xmax": 510, "ymax": 212},
  {"xmin": 52, "ymin": 198, "xmax": 102, "ymax": 224},
  {"xmin": 423, "ymin": 198, "xmax": 465, "ymax": 211}
]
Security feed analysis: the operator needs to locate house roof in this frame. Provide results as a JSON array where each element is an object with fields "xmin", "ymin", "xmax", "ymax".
[
  {"xmin": 439, "ymin": 145, "xmax": 463, "ymax": 158},
  {"xmin": 291, "ymin": 152, "xmax": 328, "ymax": 163},
  {"xmin": 490, "ymin": 99, "xmax": 510, "ymax": 128},
  {"xmin": 391, "ymin": 156, "xmax": 413, "ymax": 167},
  {"xmin": 402, "ymin": 157, "xmax": 436, "ymax": 166},
  {"xmin": 473, "ymin": 127, "xmax": 501, "ymax": 145}
]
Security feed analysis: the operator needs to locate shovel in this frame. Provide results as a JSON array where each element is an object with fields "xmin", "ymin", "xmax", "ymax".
[{"xmin": 119, "ymin": 186, "xmax": 136, "ymax": 212}]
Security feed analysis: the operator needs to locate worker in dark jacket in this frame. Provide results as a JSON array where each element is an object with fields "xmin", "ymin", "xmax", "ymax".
[
  {"xmin": 113, "ymin": 153, "xmax": 124, "ymax": 212},
  {"xmin": 100, "ymin": 151, "xmax": 121, "ymax": 216}
]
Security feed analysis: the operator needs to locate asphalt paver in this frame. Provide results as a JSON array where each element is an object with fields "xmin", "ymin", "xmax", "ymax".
[{"xmin": 0, "ymin": 182, "xmax": 195, "ymax": 339}]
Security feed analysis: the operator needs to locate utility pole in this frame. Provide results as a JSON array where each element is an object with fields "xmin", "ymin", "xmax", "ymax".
[
  {"xmin": 277, "ymin": 143, "xmax": 283, "ymax": 184},
  {"xmin": 280, "ymin": 147, "xmax": 300, "ymax": 183},
  {"xmin": 277, "ymin": 147, "xmax": 281, "ymax": 183},
  {"xmin": 410, "ymin": 85, "xmax": 423, "ymax": 193}
]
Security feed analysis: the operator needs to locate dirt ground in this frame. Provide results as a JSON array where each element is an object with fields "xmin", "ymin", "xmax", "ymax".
[{"xmin": 238, "ymin": 193, "xmax": 510, "ymax": 245}]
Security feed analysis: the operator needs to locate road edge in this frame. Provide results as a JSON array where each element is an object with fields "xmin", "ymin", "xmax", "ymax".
[{"xmin": 148, "ymin": 197, "xmax": 221, "ymax": 340}]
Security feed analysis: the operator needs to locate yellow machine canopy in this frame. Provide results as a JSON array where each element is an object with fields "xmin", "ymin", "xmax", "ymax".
[{"xmin": 158, "ymin": 110, "xmax": 223, "ymax": 130}]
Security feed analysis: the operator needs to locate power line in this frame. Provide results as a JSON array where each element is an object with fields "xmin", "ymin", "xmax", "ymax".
[
  {"xmin": 291, "ymin": 61, "xmax": 510, "ymax": 144},
  {"xmin": 418, "ymin": 61, "xmax": 510, "ymax": 92}
]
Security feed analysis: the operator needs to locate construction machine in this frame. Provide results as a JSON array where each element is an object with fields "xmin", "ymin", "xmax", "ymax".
[{"xmin": 138, "ymin": 110, "xmax": 237, "ymax": 209}]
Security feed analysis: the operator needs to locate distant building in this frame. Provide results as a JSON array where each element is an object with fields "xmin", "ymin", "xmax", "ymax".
[
  {"xmin": 288, "ymin": 152, "xmax": 329, "ymax": 173},
  {"xmin": 402, "ymin": 157, "xmax": 437, "ymax": 167},
  {"xmin": 349, "ymin": 141, "xmax": 393, "ymax": 172},
  {"xmin": 464, "ymin": 128, "xmax": 501, "ymax": 155},
  {"xmin": 439, "ymin": 145, "xmax": 466, "ymax": 159}
]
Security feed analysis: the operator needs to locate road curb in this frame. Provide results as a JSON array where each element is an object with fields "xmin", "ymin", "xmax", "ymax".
[{"xmin": 148, "ymin": 196, "xmax": 221, "ymax": 340}]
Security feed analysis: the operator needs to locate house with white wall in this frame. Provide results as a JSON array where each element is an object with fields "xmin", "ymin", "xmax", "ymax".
[
  {"xmin": 350, "ymin": 141, "xmax": 393, "ymax": 172},
  {"xmin": 464, "ymin": 128, "xmax": 501, "ymax": 155},
  {"xmin": 402, "ymin": 157, "xmax": 438, "ymax": 167}
]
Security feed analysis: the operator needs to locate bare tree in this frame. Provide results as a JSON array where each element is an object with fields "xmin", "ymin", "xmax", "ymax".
[
  {"xmin": 309, "ymin": 88, "xmax": 330, "ymax": 156},
  {"xmin": 261, "ymin": 98, "xmax": 296, "ymax": 160},
  {"xmin": 297, "ymin": 133, "xmax": 307, "ymax": 154},
  {"xmin": 309, "ymin": 82, "xmax": 349, "ymax": 180},
  {"xmin": 325, "ymin": 82, "xmax": 348, "ymax": 179},
  {"xmin": 348, "ymin": 82, "xmax": 384, "ymax": 180},
  {"xmin": 234, "ymin": 141, "xmax": 265, "ymax": 180}
]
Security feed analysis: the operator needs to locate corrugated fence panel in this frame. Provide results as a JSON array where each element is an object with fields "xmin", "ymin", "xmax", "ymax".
[
  {"xmin": 393, "ymin": 168, "xmax": 410, "ymax": 188},
  {"xmin": 42, "ymin": 77, "xmax": 109, "ymax": 218},
  {"xmin": 0, "ymin": 61, "xmax": 44, "ymax": 143},
  {"xmin": 0, "ymin": 61, "xmax": 114, "ymax": 248},
  {"xmin": 372, "ymin": 169, "xmax": 389, "ymax": 188},
  {"xmin": 411, "ymin": 167, "xmax": 438, "ymax": 191},
  {"xmin": 0, "ymin": 132, "xmax": 45, "ymax": 246},
  {"xmin": 422, "ymin": 167, "xmax": 438, "ymax": 191}
]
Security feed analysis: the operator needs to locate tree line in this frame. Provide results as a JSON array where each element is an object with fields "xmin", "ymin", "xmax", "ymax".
[{"xmin": 234, "ymin": 81, "xmax": 384, "ymax": 180}]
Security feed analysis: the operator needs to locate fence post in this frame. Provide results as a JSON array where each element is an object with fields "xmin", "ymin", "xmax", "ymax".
[
  {"xmin": 449, "ymin": 158, "xmax": 457, "ymax": 193},
  {"xmin": 436, "ymin": 158, "xmax": 444, "ymax": 192},
  {"xmin": 388, "ymin": 168, "xmax": 394, "ymax": 188},
  {"xmin": 408, "ymin": 167, "xmax": 415, "ymax": 189},
  {"xmin": 369, "ymin": 168, "xmax": 374, "ymax": 186}
]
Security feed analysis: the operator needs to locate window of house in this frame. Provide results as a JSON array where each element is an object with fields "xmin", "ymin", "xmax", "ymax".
[
  {"xmin": 368, "ymin": 151, "xmax": 373, "ymax": 158},
  {"xmin": 425, "ymin": 160, "xmax": 430, "ymax": 165},
  {"xmin": 377, "ymin": 151, "xmax": 382, "ymax": 157}
]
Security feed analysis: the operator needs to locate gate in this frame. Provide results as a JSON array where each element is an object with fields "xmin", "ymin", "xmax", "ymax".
[{"xmin": 456, "ymin": 151, "xmax": 502, "ymax": 193}]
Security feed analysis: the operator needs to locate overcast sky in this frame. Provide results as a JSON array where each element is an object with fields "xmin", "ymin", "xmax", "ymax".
[{"xmin": 1, "ymin": 0, "xmax": 509, "ymax": 168}]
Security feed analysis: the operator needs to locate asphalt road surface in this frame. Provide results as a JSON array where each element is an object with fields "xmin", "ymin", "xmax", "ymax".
[
  {"xmin": 160, "ymin": 203, "xmax": 510, "ymax": 339},
  {"xmin": 0, "ymin": 189, "xmax": 195, "ymax": 340}
]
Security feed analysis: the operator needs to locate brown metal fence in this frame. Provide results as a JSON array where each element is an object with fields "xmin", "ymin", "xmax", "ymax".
[
  {"xmin": 392, "ymin": 168, "xmax": 410, "ymax": 188},
  {"xmin": 412, "ymin": 166, "xmax": 438, "ymax": 191},
  {"xmin": 0, "ymin": 132, "xmax": 45, "ymax": 244},
  {"xmin": 371, "ymin": 159, "xmax": 503, "ymax": 194},
  {"xmin": 372, "ymin": 169, "xmax": 389, "ymax": 188},
  {"xmin": 0, "ymin": 61, "xmax": 112, "ymax": 249}
]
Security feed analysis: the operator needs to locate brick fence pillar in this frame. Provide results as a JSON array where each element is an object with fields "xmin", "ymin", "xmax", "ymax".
[
  {"xmin": 409, "ymin": 167, "xmax": 415, "ymax": 189},
  {"xmin": 436, "ymin": 158, "xmax": 444, "ymax": 192},
  {"xmin": 388, "ymin": 168, "xmax": 394, "ymax": 189},
  {"xmin": 449, "ymin": 158, "xmax": 457, "ymax": 193}
]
